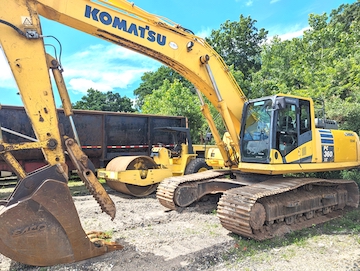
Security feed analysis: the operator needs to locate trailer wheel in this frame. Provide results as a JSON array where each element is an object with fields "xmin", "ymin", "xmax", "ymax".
[{"xmin": 184, "ymin": 158, "xmax": 212, "ymax": 175}]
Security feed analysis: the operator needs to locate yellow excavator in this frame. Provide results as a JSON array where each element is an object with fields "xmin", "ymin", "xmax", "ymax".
[{"xmin": 0, "ymin": 0, "xmax": 359, "ymax": 266}]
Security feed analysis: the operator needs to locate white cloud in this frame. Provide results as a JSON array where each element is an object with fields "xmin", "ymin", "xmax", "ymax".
[
  {"xmin": 268, "ymin": 26, "xmax": 311, "ymax": 41},
  {"xmin": 246, "ymin": 0, "xmax": 253, "ymax": 6},
  {"xmin": 234, "ymin": 0, "xmax": 253, "ymax": 6},
  {"xmin": 278, "ymin": 26, "xmax": 310, "ymax": 40},
  {"xmin": 62, "ymin": 44, "xmax": 161, "ymax": 94},
  {"xmin": 0, "ymin": 44, "xmax": 161, "ymax": 99},
  {"xmin": 270, "ymin": 0, "xmax": 280, "ymax": 4},
  {"xmin": 196, "ymin": 27, "xmax": 212, "ymax": 39},
  {"xmin": 68, "ymin": 78, "xmax": 113, "ymax": 93}
]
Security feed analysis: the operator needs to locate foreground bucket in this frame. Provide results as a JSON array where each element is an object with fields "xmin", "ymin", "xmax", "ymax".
[{"xmin": 0, "ymin": 165, "xmax": 122, "ymax": 266}]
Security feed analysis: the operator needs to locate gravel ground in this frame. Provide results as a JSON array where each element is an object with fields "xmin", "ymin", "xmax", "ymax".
[{"xmin": 0, "ymin": 186, "xmax": 360, "ymax": 271}]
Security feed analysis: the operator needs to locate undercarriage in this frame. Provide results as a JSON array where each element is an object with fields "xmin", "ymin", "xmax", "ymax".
[{"xmin": 157, "ymin": 170, "xmax": 359, "ymax": 239}]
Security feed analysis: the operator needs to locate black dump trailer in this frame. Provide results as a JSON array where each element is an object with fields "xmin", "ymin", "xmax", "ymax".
[{"xmin": 0, "ymin": 105, "xmax": 187, "ymax": 173}]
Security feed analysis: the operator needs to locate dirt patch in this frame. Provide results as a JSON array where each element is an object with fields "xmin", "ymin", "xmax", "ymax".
[{"xmin": 0, "ymin": 186, "xmax": 360, "ymax": 271}]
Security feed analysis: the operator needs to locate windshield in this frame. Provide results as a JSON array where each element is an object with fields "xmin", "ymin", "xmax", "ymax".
[{"xmin": 241, "ymin": 99, "xmax": 272, "ymax": 162}]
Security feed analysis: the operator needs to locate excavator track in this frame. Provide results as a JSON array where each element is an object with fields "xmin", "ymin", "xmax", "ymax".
[
  {"xmin": 156, "ymin": 170, "xmax": 231, "ymax": 209},
  {"xmin": 218, "ymin": 177, "xmax": 359, "ymax": 240}
]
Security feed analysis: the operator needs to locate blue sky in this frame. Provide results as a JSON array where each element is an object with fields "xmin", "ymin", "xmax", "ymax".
[{"xmin": 0, "ymin": 0, "xmax": 355, "ymax": 107}]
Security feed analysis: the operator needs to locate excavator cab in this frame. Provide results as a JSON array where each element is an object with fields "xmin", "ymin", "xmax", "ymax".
[{"xmin": 240, "ymin": 95, "xmax": 312, "ymax": 164}]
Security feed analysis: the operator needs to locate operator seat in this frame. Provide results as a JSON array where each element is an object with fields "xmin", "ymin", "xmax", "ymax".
[
  {"xmin": 279, "ymin": 116, "xmax": 296, "ymax": 155},
  {"xmin": 281, "ymin": 116, "xmax": 294, "ymax": 131}
]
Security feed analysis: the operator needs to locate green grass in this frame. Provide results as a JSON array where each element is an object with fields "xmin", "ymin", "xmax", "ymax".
[
  {"xmin": 222, "ymin": 208, "xmax": 360, "ymax": 264},
  {"xmin": 281, "ymin": 247, "xmax": 296, "ymax": 261},
  {"xmin": 0, "ymin": 175, "xmax": 109, "ymax": 199},
  {"xmin": 321, "ymin": 209, "xmax": 360, "ymax": 233}
]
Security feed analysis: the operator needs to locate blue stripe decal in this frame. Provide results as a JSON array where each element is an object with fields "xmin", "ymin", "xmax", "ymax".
[
  {"xmin": 319, "ymin": 129, "xmax": 331, "ymax": 133},
  {"xmin": 321, "ymin": 139, "xmax": 334, "ymax": 144},
  {"xmin": 320, "ymin": 134, "xmax": 333, "ymax": 138}
]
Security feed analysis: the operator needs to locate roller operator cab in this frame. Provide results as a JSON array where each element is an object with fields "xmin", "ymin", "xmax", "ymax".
[{"xmin": 239, "ymin": 94, "xmax": 360, "ymax": 174}]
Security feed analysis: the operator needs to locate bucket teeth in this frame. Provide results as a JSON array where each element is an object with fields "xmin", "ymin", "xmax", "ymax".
[{"xmin": 64, "ymin": 137, "xmax": 116, "ymax": 219}]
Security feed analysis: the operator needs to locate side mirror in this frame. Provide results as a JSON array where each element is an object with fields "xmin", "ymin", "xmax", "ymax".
[
  {"xmin": 205, "ymin": 132, "xmax": 213, "ymax": 142},
  {"xmin": 274, "ymin": 97, "xmax": 286, "ymax": 110}
]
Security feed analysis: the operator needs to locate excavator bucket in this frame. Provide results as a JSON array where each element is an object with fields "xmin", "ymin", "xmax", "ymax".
[{"xmin": 0, "ymin": 165, "xmax": 122, "ymax": 266}]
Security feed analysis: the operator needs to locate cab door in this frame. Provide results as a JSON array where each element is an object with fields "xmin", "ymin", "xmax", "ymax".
[{"xmin": 274, "ymin": 97, "xmax": 312, "ymax": 163}]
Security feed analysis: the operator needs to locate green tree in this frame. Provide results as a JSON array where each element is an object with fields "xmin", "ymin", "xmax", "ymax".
[
  {"xmin": 251, "ymin": 1, "xmax": 360, "ymax": 104},
  {"xmin": 141, "ymin": 80, "xmax": 206, "ymax": 143},
  {"xmin": 330, "ymin": 1, "xmax": 360, "ymax": 32},
  {"xmin": 206, "ymin": 15, "xmax": 268, "ymax": 80},
  {"xmin": 250, "ymin": 36, "xmax": 307, "ymax": 99},
  {"xmin": 247, "ymin": 1, "xmax": 360, "ymax": 183},
  {"xmin": 133, "ymin": 66, "xmax": 192, "ymax": 109},
  {"xmin": 72, "ymin": 88, "xmax": 135, "ymax": 112}
]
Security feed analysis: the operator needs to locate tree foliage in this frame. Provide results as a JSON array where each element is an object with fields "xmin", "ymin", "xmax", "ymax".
[
  {"xmin": 72, "ymin": 88, "xmax": 135, "ymax": 112},
  {"xmin": 206, "ymin": 15, "xmax": 268, "ymax": 81},
  {"xmin": 133, "ymin": 66, "xmax": 192, "ymax": 109},
  {"xmin": 251, "ymin": 1, "xmax": 360, "ymax": 132},
  {"xmin": 141, "ymin": 79, "xmax": 205, "ymax": 143}
]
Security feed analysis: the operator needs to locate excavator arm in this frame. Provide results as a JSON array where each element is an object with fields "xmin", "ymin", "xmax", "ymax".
[{"xmin": 0, "ymin": 0, "xmax": 248, "ymax": 266}]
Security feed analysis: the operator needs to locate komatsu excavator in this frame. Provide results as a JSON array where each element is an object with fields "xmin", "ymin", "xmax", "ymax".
[{"xmin": 0, "ymin": 0, "xmax": 359, "ymax": 267}]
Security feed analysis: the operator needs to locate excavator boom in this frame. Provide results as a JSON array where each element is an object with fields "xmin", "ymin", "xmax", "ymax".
[{"xmin": 34, "ymin": 0, "xmax": 246, "ymax": 165}]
